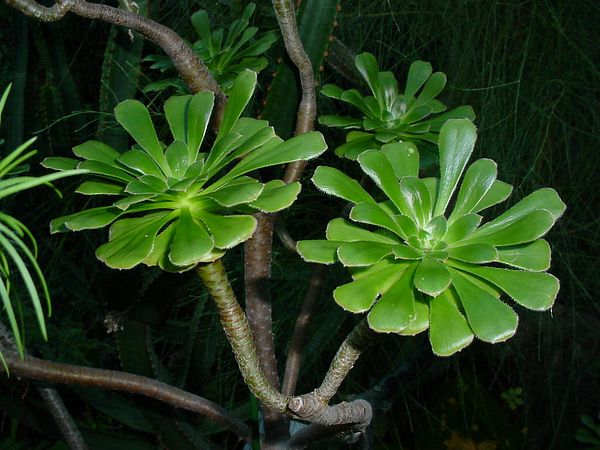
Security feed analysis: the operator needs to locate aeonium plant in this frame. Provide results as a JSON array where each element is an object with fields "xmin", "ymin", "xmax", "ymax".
[
  {"xmin": 319, "ymin": 52, "xmax": 475, "ymax": 160},
  {"xmin": 43, "ymin": 69, "xmax": 326, "ymax": 272},
  {"xmin": 297, "ymin": 119, "xmax": 565, "ymax": 356}
]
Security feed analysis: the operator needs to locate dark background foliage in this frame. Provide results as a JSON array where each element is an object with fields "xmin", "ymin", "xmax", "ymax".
[{"xmin": 0, "ymin": 0, "xmax": 598, "ymax": 449}]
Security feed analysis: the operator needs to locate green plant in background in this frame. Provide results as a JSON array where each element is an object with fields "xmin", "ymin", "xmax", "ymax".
[
  {"xmin": 43, "ymin": 70, "xmax": 326, "ymax": 272},
  {"xmin": 0, "ymin": 85, "xmax": 84, "ymax": 358},
  {"xmin": 319, "ymin": 52, "xmax": 475, "ymax": 159},
  {"xmin": 144, "ymin": 3, "xmax": 277, "ymax": 95},
  {"xmin": 576, "ymin": 413, "xmax": 600, "ymax": 449},
  {"xmin": 298, "ymin": 119, "xmax": 565, "ymax": 356},
  {"xmin": 501, "ymin": 387, "xmax": 524, "ymax": 410}
]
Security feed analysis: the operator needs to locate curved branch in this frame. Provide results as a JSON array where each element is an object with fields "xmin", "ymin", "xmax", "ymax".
[
  {"xmin": 4, "ymin": 0, "xmax": 226, "ymax": 121},
  {"xmin": 272, "ymin": 0, "xmax": 317, "ymax": 183},
  {"xmin": 1, "ymin": 350, "xmax": 251, "ymax": 442}
]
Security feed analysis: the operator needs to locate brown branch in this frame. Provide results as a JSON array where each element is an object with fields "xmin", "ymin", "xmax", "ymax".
[
  {"xmin": 1, "ymin": 350, "xmax": 251, "ymax": 442},
  {"xmin": 272, "ymin": 0, "xmax": 317, "ymax": 183},
  {"xmin": 4, "ymin": 0, "xmax": 226, "ymax": 122},
  {"xmin": 274, "ymin": 216, "xmax": 298, "ymax": 254},
  {"xmin": 282, "ymin": 264, "xmax": 325, "ymax": 397},
  {"xmin": 196, "ymin": 259, "xmax": 290, "ymax": 413}
]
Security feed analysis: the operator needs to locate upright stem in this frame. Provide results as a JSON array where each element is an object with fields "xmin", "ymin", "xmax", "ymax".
[
  {"xmin": 196, "ymin": 260, "xmax": 289, "ymax": 413},
  {"xmin": 272, "ymin": 0, "xmax": 317, "ymax": 183}
]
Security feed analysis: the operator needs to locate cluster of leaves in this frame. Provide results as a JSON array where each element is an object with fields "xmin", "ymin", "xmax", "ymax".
[
  {"xmin": 576, "ymin": 413, "xmax": 600, "ymax": 450},
  {"xmin": 144, "ymin": 3, "xmax": 277, "ymax": 95},
  {"xmin": 319, "ymin": 53, "xmax": 475, "ymax": 159},
  {"xmin": 298, "ymin": 119, "xmax": 565, "ymax": 356},
  {"xmin": 0, "ymin": 85, "xmax": 84, "ymax": 358},
  {"xmin": 44, "ymin": 70, "xmax": 326, "ymax": 272}
]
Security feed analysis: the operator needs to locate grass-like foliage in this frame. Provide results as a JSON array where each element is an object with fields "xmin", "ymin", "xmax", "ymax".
[
  {"xmin": 43, "ymin": 70, "xmax": 326, "ymax": 272},
  {"xmin": 319, "ymin": 52, "xmax": 475, "ymax": 159},
  {"xmin": 144, "ymin": 3, "xmax": 277, "ymax": 95},
  {"xmin": 0, "ymin": 85, "xmax": 84, "ymax": 358},
  {"xmin": 298, "ymin": 119, "xmax": 565, "ymax": 356}
]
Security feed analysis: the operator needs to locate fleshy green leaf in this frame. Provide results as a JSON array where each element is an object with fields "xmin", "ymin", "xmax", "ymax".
[
  {"xmin": 208, "ymin": 179, "xmax": 263, "ymax": 206},
  {"xmin": 497, "ymin": 239, "xmax": 551, "ymax": 271},
  {"xmin": 399, "ymin": 177, "xmax": 432, "ymax": 227},
  {"xmin": 414, "ymin": 257, "xmax": 452, "ymax": 296},
  {"xmin": 405, "ymin": 60, "xmax": 433, "ymax": 101},
  {"xmin": 444, "ymin": 214, "xmax": 481, "ymax": 243},
  {"xmin": 449, "ymin": 261, "xmax": 559, "ymax": 310},
  {"xmin": 76, "ymin": 181, "xmax": 124, "ymax": 195},
  {"xmin": 312, "ymin": 166, "xmax": 374, "ymax": 204},
  {"xmin": 350, "ymin": 202, "xmax": 407, "ymax": 239},
  {"xmin": 367, "ymin": 264, "xmax": 417, "ymax": 332},
  {"xmin": 334, "ymin": 134, "xmax": 377, "ymax": 160},
  {"xmin": 472, "ymin": 180, "xmax": 513, "ymax": 213},
  {"xmin": 165, "ymin": 140, "xmax": 190, "ymax": 179},
  {"xmin": 337, "ymin": 241, "xmax": 394, "ymax": 266},
  {"xmin": 297, "ymin": 240, "xmax": 341, "ymax": 264},
  {"xmin": 463, "ymin": 210, "xmax": 555, "ymax": 246},
  {"xmin": 451, "ymin": 269, "xmax": 518, "ymax": 343},
  {"xmin": 114, "ymin": 100, "xmax": 170, "ymax": 176},
  {"xmin": 96, "ymin": 212, "xmax": 172, "ymax": 269},
  {"xmin": 355, "ymin": 53, "xmax": 381, "ymax": 101},
  {"xmin": 448, "ymin": 243, "xmax": 497, "ymax": 263},
  {"xmin": 41, "ymin": 157, "xmax": 79, "ymax": 171},
  {"xmin": 164, "ymin": 95, "xmax": 192, "ymax": 143},
  {"xmin": 411, "ymin": 72, "xmax": 446, "ymax": 110},
  {"xmin": 398, "ymin": 295, "xmax": 429, "ymax": 335},
  {"xmin": 169, "ymin": 207, "xmax": 214, "ymax": 266},
  {"xmin": 77, "ymin": 161, "xmax": 134, "ymax": 183},
  {"xmin": 381, "ymin": 141, "xmax": 419, "ymax": 179},
  {"xmin": 249, "ymin": 180, "xmax": 301, "ymax": 212},
  {"xmin": 118, "ymin": 149, "xmax": 164, "ymax": 179},
  {"xmin": 217, "ymin": 69, "xmax": 257, "ymax": 140},
  {"xmin": 448, "ymin": 158, "xmax": 497, "ymax": 222},
  {"xmin": 333, "ymin": 264, "xmax": 402, "ymax": 313},
  {"xmin": 326, "ymin": 218, "xmax": 398, "ymax": 244},
  {"xmin": 393, "ymin": 243, "xmax": 424, "ymax": 260},
  {"xmin": 50, "ymin": 207, "xmax": 122, "ymax": 233},
  {"xmin": 429, "ymin": 288, "xmax": 474, "ymax": 356},
  {"xmin": 433, "ymin": 119, "xmax": 477, "ymax": 216},
  {"xmin": 198, "ymin": 212, "xmax": 256, "ymax": 249},
  {"xmin": 186, "ymin": 92, "xmax": 214, "ymax": 160},
  {"xmin": 73, "ymin": 140, "xmax": 120, "ymax": 165}
]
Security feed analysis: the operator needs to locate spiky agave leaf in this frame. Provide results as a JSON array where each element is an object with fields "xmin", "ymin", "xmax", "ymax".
[
  {"xmin": 298, "ymin": 119, "xmax": 565, "ymax": 356},
  {"xmin": 44, "ymin": 70, "xmax": 327, "ymax": 272},
  {"xmin": 319, "ymin": 52, "xmax": 475, "ymax": 159},
  {"xmin": 144, "ymin": 3, "xmax": 277, "ymax": 95}
]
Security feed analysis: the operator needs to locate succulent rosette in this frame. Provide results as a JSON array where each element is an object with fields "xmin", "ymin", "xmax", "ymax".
[
  {"xmin": 319, "ymin": 52, "xmax": 475, "ymax": 159},
  {"xmin": 43, "ymin": 70, "xmax": 326, "ymax": 272},
  {"xmin": 297, "ymin": 119, "xmax": 565, "ymax": 356}
]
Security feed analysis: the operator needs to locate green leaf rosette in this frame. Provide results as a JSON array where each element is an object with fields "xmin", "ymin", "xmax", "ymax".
[
  {"xmin": 319, "ymin": 52, "xmax": 475, "ymax": 159},
  {"xmin": 144, "ymin": 3, "xmax": 277, "ymax": 95},
  {"xmin": 44, "ymin": 70, "xmax": 327, "ymax": 272},
  {"xmin": 297, "ymin": 119, "xmax": 565, "ymax": 356}
]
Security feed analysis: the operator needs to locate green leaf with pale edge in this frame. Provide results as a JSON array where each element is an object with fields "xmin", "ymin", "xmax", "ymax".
[
  {"xmin": 405, "ymin": 60, "xmax": 433, "ymax": 101},
  {"xmin": 448, "ymin": 243, "xmax": 497, "ymax": 263},
  {"xmin": 414, "ymin": 257, "xmax": 451, "ymax": 296},
  {"xmin": 350, "ymin": 202, "xmax": 406, "ymax": 238},
  {"xmin": 355, "ymin": 53, "xmax": 381, "ymax": 101},
  {"xmin": 326, "ymin": 218, "xmax": 398, "ymax": 244},
  {"xmin": 96, "ymin": 212, "xmax": 172, "ymax": 269},
  {"xmin": 333, "ymin": 265, "xmax": 402, "ymax": 313},
  {"xmin": 429, "ymin": 289, "xmax": 474, "ymax": 356},
  {"xmin": 368, "ymin": 264, "xmax": 417, "ymax": 332},
  {"xmin": 297, "ymin": 240, "xmax": 341, "ymax": 264},
  {"xmin": 497, "ymin": 239, "xmax": 551, "ymax": 271},
  {"xmin": 78, "ymin": 161, "xmax": 134, "ymax": 183},
  {"xmin": 434, "ymin": 119, "xmax": 477, "ymax": 216},
  {"xmin": 114, "ymin": 100, "xmax": 170, "ymax": 176},
  {"xmin": 448, "ymin": 261, "xmax": 559, "ymax": 310},
  {"xmin": 118, "ymin": 149, "xmax": 164, "ymax": 179},
  {"xmin": 165, "ymin": 140, "xmax": 189, "ymax": 179},
  {"xmin": 463, "ymin": 209, "xmax": 555, "ymax": 246},
  {"xmin": 334, "ymin": 134, "xmax": 377, "ymax": 160},
  {"xmin": 208, "ymin": 180, "xmax": 263, "ymax": 206},
  {"xmin": 337, "ymin": 241, "xmax": 394, "ymax": 266},
  {"xmin": 398, "ymin": 296, "xmax": 429, "ymax": 335},
  {"xmin": 381, "ymin": 142, "xmax": 419, "ymax": 179},
  {"xmin": 164, "ymin": 95, "xmax": 191, "ymax": 143},
  {"xmin": 217, "ymin": 69, "xmax": 256, "ymax": 140},
  {"xmin": 399, "ymin": 177, "xmax": 431, "ymax": 227},
  {"xmin": 312, "ymin": 166, "xmax": 374, "ymax": 204},
  {"xmin": 51, "ymin": 207, "xmax": 122, "ymax": 233},
  {"xmin": 198, "ymin": 213, "xmax": 256, "ymax": 249},
  {"xmin": 73, "ymin": 141, "xmax": 120, "ymax": 165},
  {"xmin": 42, "ymin": 157, "xmax": 79, "ymax": 171},
  {"xmin": 186, "ymin": 92, "xmax": 214, "ymax": 161},
  {"xmin": 449, "ymin": 158, "xmax": 497, "ymax": 222},
  {"xmin": 169, "ymin": 208, "xmax": 213, "ymax": 266},
  {"xmin": 472, "ymin": 180, "xmax": 513, "ymax": 213},
  {"xmin": 143, "ymin": 222, "xmax": 175, "ymax": 266},
  {"xmin": 358, "ymin": 150, "xmax": 411, "ymax": 216},
  {"xmin": 249, "ymin": 180, "xmax": 301, "ymax": 212},
  {"xmin": 451, "ymin": 269, "xmax": 518, "ymax": 343},
  {"xmin": 445, "ymin": 214, "xmax": 481, "ymax": 243},
  {"xmin": 393, "ymin": 244, "xmax": 423, "ymax": 260},
  {"xmin": 76, "ymin": 181, "xmax": 123, "ymax": 195}
]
